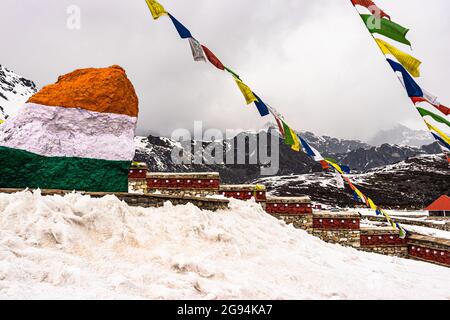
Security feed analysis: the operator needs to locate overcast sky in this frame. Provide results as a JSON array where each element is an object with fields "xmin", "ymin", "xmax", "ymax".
[{"xmin": 1, "ymin": 0, "xmax": 449, "ymax": 140}]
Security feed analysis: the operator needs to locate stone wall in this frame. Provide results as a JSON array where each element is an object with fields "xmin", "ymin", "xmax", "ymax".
[
  {"xmin": 359, "ymin": 228, "xmax": 408, "ymax": 258},
  {"xmin": 128, "ymin": 162, "xmax": 148, "ymax": 179},
  {"xmin": 266, "ymin": 197, "xmax": 313, "ymax": 231},
  {"xmin": 312, "ymin": 212, "xmax": 361, "ymax": 248},
  {"xmin": 408, "ymin": 234, "xmax": 450, "ymax": 267},
  {"xmin": 219, "ymin": 185, "xmax": 266, "ymax": 202},
  {"xmin": 273, "ymin": 214, "xmax": 313, "ymax": 232},
  {"xmin": 266, "ymin": 197, "xmax": 313, "ymax": 215},
  {"xmin": 146, "ymin": 172, "xmax": 220, "ymax": 198},
  {"xmin": 128, "ymin": 178, "xmax": 148, "ymax": 194}
]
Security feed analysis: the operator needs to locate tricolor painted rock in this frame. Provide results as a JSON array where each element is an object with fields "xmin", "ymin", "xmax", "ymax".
[{"xmin": 0, "ymin": 65, "xmax": 138, "ymax": 192}]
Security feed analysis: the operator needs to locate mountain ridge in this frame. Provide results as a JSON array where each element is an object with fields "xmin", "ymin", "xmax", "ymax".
[
  {"xmin": 134, "ymin": 129, "xmax": 443, "ymax": 177},
  {"xmin": 0, "ymin": 64, "xmax": 37, "ymax": 120},
  {"xmin": 368, "ymin": 123, "xmax": 435, "ymax": 147}
]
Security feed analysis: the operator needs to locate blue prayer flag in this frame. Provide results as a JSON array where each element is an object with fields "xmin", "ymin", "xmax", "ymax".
[
  {"xmin": 168, "ymin": 14, "xmax": 192, "ymax": 39},
  {"xmin": 341, "ymin": 165, "xmax": 351, "ymax": 174},
  {"xmin": 299, "ymin": 137, "xmax": 316, "ymax": 157},
  {"xmin": 431, "ymin": 133, "xmax": 450, "ymax": 150},
  {"xmin": 253, "ymin": 94, "xmax": 270, "ymax": 117},
  {"xmin": 387, "ymin": 59, "xmax": 423, "ymax": 98}
]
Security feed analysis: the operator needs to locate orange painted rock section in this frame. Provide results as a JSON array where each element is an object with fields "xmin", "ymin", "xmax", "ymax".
[{"xmin": 28, "ymin": 65, "xmax": 139, "ymax": 117}]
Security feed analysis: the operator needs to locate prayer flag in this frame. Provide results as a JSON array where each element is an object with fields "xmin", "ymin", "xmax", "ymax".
[
  {"xmin": 188, "ymin": 38, "xmax": 206, "ymax": 62},
  {"xmin": 201, "ymin": 45, "xmax": 225, "ymax": 70},
  {"xmin": 416, "ymin": 107, "xmax": 450, "ymax": 128},
  {"xmin": 168, "ymin": 14, "xmax": 192, "ymax": 39},
  {"xmin": 225, "ymin": 67, "xmax": 241, "ymax": 80},
  {"xmin": 234, "ymin": 77, "xmax": 257, "ymax": 105},
  {"xmin": 375, "ymin": 38, "xmax": 421, "ymax": 77},
  {"xmin": 335, "ymin": 172, "xmax": 345, "ymax": 189},
  {"xmin": 387, "ymin": 59, "xmax": 423, "ymax": 97},
  {"xmin": 368, "ymin": 198, "xmax": 377, "ymax": 210},
  {"xmin": 411, "ymin": 97, "xmax": 450, "ymax": 116},
  {"xmin": 145, "ymin": 0, "xmax": 167, "ymax": 20},
  {"xmin": 253, "ymin": 94, "xmax": 270, "ymax": 117},
  {"xmin": 360, "ymin": 14, "xmax": 411, "ymax": 46},
  {"xmin": 425, "ymin": 120, "xmax": 450, "ymax": 146},
  {"xmin": 282, "ymin": 122, "xmax": 301, "ymax": 151},
  {"xmin": 351, "ymin": 0, "xmax": 390, "ymax": 20}
]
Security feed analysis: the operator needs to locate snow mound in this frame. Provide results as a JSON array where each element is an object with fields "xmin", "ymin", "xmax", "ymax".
[{"xmin": 0, "ymin": 191, "xmax": 449, "ymax": 300}]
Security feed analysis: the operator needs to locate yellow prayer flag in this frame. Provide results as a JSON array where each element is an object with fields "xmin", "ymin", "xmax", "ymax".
[
  {"xmin": 326, "ymin": 160, "xmax": 344, "ymax": 175},
  {"xmin": 425, "ymin": 120, "xmax": 450, "ymax": 146},
  {"xmin": 145, "ymin": 0, "xmax": 167, "ymax": 20},
  {"xmin": 375, "ymin": 38, "xmax": 421, "ymax": 77},
  {"xmin": 290, "ymin": 128, "xmax": 301, "ymax": 152},
  {"xmin": 367, "ymin": 198, "xmax": 378, "ymax": 210},
  {"xmin": 390, "ymin": 221, "xmax": 397, "ymax": 229},
  {"xmin": 354, "ymin": 188, "xmax": 366, "ymax": 203},
  {"xmin": 234, "ymin": 77, "xmax": 257, "ymax": 105}
]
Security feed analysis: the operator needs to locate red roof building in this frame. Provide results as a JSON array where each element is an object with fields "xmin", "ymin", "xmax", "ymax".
[{"xmin": 425, "ymin": 195, "xmax": 450, "ymax": 217}]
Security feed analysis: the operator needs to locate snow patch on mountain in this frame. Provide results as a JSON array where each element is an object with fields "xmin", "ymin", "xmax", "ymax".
[
  {"xmin": 0, "ymin": 65, "xmax": 37, "ymax": 121},
  {"xmin": 369, "ymin": 124, "xmax": 434, "ymax": 148}
]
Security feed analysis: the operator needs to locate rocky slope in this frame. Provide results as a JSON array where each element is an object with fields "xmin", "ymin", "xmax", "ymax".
[
  {"xmin": 253, "ymin": 154, "xmax": 449, "ymax": 209},
  {"xmin": 134, "ymin": 130, "xmax": 322, "ymax": 184},
  {"xmin": 134, "ymin": 129, "xmax": 442, "ymax": 178},
  {"xmin": 332, "ymin": 143, "xmax": 442, "ymax": 172}
]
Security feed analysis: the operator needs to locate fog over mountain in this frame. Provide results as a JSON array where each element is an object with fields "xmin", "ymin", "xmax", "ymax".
[{"xmin": 368, "ymin": 124, "xmax": 435, "ymax": 147}]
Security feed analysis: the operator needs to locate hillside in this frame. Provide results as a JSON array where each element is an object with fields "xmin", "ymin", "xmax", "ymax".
[{"xmin": 254, "ymin": 154, "xmax": 450, "ymax": 209}]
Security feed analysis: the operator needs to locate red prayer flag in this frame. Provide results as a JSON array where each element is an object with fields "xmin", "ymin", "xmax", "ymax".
[
  {"xmin": 351, "ymin": 0, "xmax": 391, "ymax": 20},
  {"xmin": 274, "ymin": 117, "xmax": 285, "ymax": 137},
  {"xmin": 201, "ymin": 45, "xmax": 225, "ymax": 70},
  {"xmin": 320, "ymin": 160, "xmax": 330, "ymax": 170},
  {"xmin": 411, "ymin": 97, "xmax": 450, "ymax": 116}
]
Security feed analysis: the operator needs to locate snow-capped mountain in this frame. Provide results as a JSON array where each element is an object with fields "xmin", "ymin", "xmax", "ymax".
[
  {"xmin": 299, "ymin": 130, "xmax": 371, "ymax": 154},
  {"xmin": 134, "ymin": 129, "xmax": 443, "ymax": 181},
  {"xmin": 0, "ymin": 64, "xmax": 37, "ymax": 120},
  {"xmin": 368, "ymin": 123, "xmax": 435, "ymax": 147},
  {"xmin": 134, "ymin": 130, "xmax": 321, "ymax": 184},
  {"xmin": 332, "ymin": 143, "xmax": 442, "ymax": 171}
]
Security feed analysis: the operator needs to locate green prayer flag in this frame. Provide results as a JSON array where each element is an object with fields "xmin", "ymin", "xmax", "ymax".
[
  {"xmin": 224, "ymin": 66, "xmax": 241, "ymax": 80},
  {"xmin": 325, "ymin": 157, "xmax": 339, "ymax": 165},
  {"xmin": 417, "ymin": 107, "xmax": 450, "ymax": 128},
  {"xmin": 360, "ymin": 14, "xmax": 411, "ymax": 46},
  {"xmin": 282, "ymin": 121, "xmax": 294, "ymax": 146}
]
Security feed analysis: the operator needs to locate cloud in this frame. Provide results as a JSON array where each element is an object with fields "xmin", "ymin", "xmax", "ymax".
[{"xmin": 1, "ymin": 0, "xmax": 449, "ymax": 140}]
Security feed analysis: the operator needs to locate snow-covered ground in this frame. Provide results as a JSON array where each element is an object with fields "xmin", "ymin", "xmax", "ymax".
[
  {"xmin": 361, "ymin": 220, "xmax": 450, "ymax": 240},
  {"xmin": 358, "ymin": 208, "xmax": 429, "ymax": 217},
  {"xmin": 359, "ymin": 208, "xmax": 450, "ymax": 240},
  {"xmin": 0, "ymin": 190, "xmax": 449, "ymax": 300},
  {"xmin": 402, "ymin": 225, "xmax": 450, "ymax": 240}
]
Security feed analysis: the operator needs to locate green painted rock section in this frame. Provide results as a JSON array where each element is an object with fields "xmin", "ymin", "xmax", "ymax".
[{"xmin": 0, "ymin": 146, "xmax": 130, "ymax": 192}]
